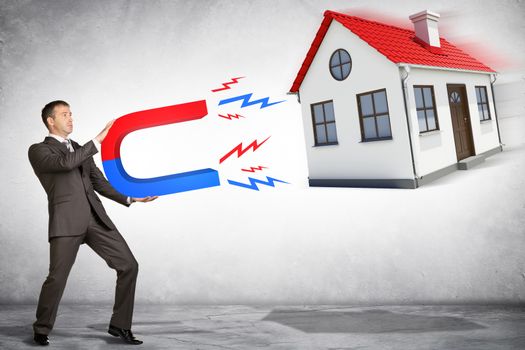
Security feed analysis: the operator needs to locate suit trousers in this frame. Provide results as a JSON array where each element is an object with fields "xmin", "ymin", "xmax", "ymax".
[{"xmin": 33, "ymin": 209, "xmax": 138, "ymax": 335}]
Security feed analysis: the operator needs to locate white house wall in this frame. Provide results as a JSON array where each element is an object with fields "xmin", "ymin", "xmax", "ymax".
[
  {"xmin": 405, "ymin": 68, "xmax": 501, "ymax": 177},
  {"xmin": 299, "ymin": 21, "xmax": 414, "ymax": 181}
]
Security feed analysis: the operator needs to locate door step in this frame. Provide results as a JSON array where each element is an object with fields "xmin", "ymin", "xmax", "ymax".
[{"xmin": 458, "ymin": 154, "xmax": 485, "ymax": 170}]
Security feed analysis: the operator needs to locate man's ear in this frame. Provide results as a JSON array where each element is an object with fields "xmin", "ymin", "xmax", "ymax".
[{"xmin": 47, "ymin": 116, "xmax": 54, "ymax": 127}]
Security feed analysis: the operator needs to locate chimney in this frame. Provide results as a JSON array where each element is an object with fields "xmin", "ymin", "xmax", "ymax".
[{"xmin": 409, "ymin": 10, "xmax": 441, "ymax": 48}]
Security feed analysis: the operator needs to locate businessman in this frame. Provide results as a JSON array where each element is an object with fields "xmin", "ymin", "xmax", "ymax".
[{"xmin": 28, "ymin": 100, "xmax": 157, "ymax": 346}]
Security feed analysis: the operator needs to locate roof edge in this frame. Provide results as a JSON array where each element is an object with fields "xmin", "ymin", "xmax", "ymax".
[
  {"xmin": 289, "ymin": 14, "xmax": 334, "ymax": 93},
  {"xmin": 397, "ymin": 63, "xmax": 497, "ymax": 75}
]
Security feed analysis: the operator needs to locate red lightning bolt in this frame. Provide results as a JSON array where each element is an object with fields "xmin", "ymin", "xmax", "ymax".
[
  {"xmin": 220, "ymin": 137, "xmax": 271, "ymax": 164},
  {"xmin": 211, "ymin": 77, "xmax": 245, "ymax": 92},
  {"xmin": 218, "ymin": 113, "xmax": 245, "ymax": 120},
  {"xmin": 241, "ymin": 166, "xmax": 267, "ymax": 173}
]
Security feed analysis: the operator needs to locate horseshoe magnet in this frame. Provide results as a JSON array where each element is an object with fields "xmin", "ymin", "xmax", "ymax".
[{"xmin": 101, "ymin": 100, "xmax": 220, "ymax": 197}]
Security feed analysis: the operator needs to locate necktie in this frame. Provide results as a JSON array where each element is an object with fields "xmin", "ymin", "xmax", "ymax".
[{"xmin": 63, "ymin": 139, "xmax": 74, "ymax": 152}]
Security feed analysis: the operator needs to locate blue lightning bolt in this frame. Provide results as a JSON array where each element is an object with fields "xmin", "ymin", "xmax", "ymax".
[
  {"xmin": 218, "ymin": 93, "xmax": 285, "ymax": 109},
  {"xmin": 227, "ymin": 176, "xmax": 289, "ymax": 191}
]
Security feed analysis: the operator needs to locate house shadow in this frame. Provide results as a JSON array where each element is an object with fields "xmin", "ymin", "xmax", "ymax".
[{"xmin": 261, "ymin": 308, "xmax": 486, "ymax": 333}]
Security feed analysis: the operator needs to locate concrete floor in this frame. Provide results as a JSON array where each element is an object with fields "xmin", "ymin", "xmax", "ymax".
[{"xmin": 0, "ymin": 304, "xmax": 524, "ymax": 349}]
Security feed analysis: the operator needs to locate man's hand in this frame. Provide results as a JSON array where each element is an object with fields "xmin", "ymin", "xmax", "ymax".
[
  {"xmin": 132, "ymin": 196, "xmax": 158, "ymax": 203},
  {"xmin": 95, "ymin": 119, "xmax": 116, "ymax": 143}
]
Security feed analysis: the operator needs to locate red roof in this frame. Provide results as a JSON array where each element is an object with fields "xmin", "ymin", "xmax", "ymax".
[{"xmin": 289, "ymin": 10, "xmax": 495, "ymax": 93}]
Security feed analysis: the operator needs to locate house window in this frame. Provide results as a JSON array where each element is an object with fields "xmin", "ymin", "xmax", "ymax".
[
  {"xmin": 414, "ymin": 86, "xmax": 439, "ymax": 133},
  {"xmin": 311, "ymin": 100, "xmax": 338, "ymax": 145},
  {"xmin": 475, "ymin": 86, "xmax": 491, "ymax": 121},
  {"xmin": 356, "ymin": 89, "xmax": 392, "ymax": 141},
  {"xmin": 329, "ymin": 49, "xmax": 352, "ymax": 81}
]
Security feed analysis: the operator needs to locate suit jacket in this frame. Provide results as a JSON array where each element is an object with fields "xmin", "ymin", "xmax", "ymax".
[{"xmin": 28, "ymin": 137, "xmax": 129, "ymax": 240}]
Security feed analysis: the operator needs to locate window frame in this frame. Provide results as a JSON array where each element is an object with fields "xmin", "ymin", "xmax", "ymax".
[
  {"xmin": 413, "ymin": 85, "xmax": 440, "ymax": 133},
  {"xmin": 329, "ymin": 49, "xmax": 352, "ymax": 81},
  {"xmin": 310, "ymin": 100, "xmax": 338, "ymax": 146},
  {"xmin": 475, "ymin": 86, "xmax": 491, "ymax": 121},
  {"xmin": 356, "ymin": 88, "xmax": 393, "ymax": 142}
]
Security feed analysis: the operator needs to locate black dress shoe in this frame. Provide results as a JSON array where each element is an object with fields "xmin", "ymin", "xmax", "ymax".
[
  {"xmin": 108, "ymin": 324, "xmax": 143, "ymax": 345},
  {"xmin": 33, "ymin": 333, "xmax": 49, "ymax": 346}
]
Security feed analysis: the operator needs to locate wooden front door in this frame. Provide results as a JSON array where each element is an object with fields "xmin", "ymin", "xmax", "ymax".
[{"xmin": 447, "ymin": 84, "xmax": 475, "ymax": 161}]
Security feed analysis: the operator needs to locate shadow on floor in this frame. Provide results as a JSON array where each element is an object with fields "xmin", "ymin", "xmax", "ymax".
[
  {"xmin": 0, "ymin": 324, "xmax": 130, "ymax": 346},
  {"xmin": 88, "ymin": 321, "xmax": 215, "ymax": 335},
  {"xmin": 0, "ymin": 320, "xmax": 216, "ymax": 347},
  {"xmin": 0, "ymin": 325, "xmax": 38, "ymax": 347},
  {"xmin": 262, "ymin": 308, "xmax": 486, "ymax": 333}
]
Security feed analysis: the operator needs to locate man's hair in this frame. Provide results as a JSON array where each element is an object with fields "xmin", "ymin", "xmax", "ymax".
[{"xmin": 41, "ymin": 100, "xmax": 69, "ymax": 129}]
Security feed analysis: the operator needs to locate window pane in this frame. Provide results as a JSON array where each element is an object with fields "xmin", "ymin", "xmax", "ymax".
[
  {"xmin": 414, "ymin": 88, "xmax": 424, "ymax": 109},
  {"xmin": 478, "ymin": 104, "xmax": 483, "ymax": 120},
  {"xmin": 331, "ymin": 66, "xmax": 342, "ymax": 80},
  {"xmin": 480, "ymin": 87, "xmax": 487, "ymax": 103},
  {"xmin": 330, "ymin": 51, "xmax": 341, "ymax": 67},
  {"xmin": 324, "ymin": 102, "xmax": 335, "ymax": 122},
  {"xmin": 315, "ymin": 125, "xmax": 327, "ymax": 144},
  {"xmin": 341, "ymin": 63, "xmax": 351, "ymax": 78},
  {"xmin": 326, "ymin": 122, "xmax": 338, "ymax": 142},
  {"xmin": 373, "ymin": 90, "xmax": 388, "ymax": 114},
  {"xmin": 482, "ymin": 104, "xmax": 489, "ymax": 120},
  {"xmin": 423, "ymin": 88, "xmax": 433, "ymax": 107},
  {"xmin": 476, "ymin": 87, "xmax": 482, "ymax": 103},
  {"xmin": 450, "ymin": 91, "xmax": 460, "ymax": 103},
  {"xmin": 339, "ymin": 50, "xmax": 351, "ymax": 64},
  {"xmin": 426, "ymin": 109, "xmax": 436, "ymax": 130},
  {"xmin": 359, "ymin": 94, "xmax": 374, "ymax": 116},
  {"xmin": 363, "ymin": 117, "xmax": 377, "ymax": 139},
  {"xmin": 417, "ymin": 110, "xmax": 427, "ymax": 132},
  {"xmin": 376, "ymin": 115, "xmax": 391, "ymax": 138},
  {"xmin": 313, "ymin": 104, "xmax": 324, "ymax": 123}
]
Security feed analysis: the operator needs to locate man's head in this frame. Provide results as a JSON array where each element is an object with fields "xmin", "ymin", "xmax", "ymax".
[{"xmin": 41, "ymin": 100, "xmax": 73, "ymax": 137}]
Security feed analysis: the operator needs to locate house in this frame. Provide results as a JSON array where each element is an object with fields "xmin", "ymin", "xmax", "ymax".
[{"xmin": 289, "ymin": 10, "xmax": 503, "ymax": 189}]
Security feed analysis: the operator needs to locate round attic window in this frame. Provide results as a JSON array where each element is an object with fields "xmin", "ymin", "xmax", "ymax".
[{"xmin": 329, "ymin": 49, "xmax": 352, "ymax": 81}]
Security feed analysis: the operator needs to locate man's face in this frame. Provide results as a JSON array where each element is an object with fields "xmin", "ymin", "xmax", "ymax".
[{"xmin": 48, "ymin": 104, "xmax": 73, "ymax": 137}]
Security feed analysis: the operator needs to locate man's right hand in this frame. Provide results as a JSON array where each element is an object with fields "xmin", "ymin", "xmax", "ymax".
[{"xmin": 95, "ymin": 119, "xmax": 115, "ymax": 143}]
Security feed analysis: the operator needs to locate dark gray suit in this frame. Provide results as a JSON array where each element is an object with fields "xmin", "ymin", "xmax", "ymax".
[{"xmin": 28, "ymin": 137, "xmax": 138, "ymax": 335}]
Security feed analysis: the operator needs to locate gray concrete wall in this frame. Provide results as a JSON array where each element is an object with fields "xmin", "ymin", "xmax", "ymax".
[{"xmin": 1, "ymin": 0, "xmax": 524, "ymax": 304}]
